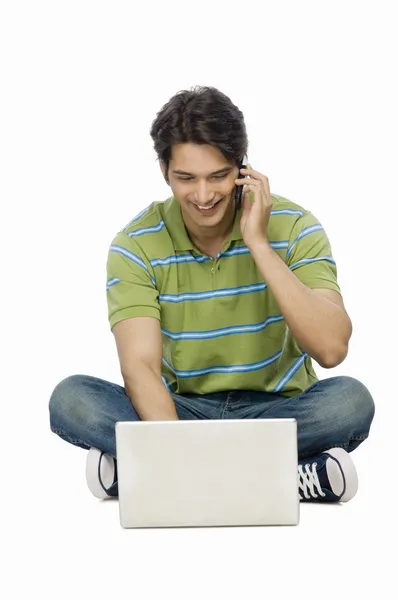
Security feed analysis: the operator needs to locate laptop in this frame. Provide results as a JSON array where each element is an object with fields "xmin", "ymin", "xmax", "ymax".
[{"xmin": 115, "ymin": 418, "xmax": 299, "ymax": 528}]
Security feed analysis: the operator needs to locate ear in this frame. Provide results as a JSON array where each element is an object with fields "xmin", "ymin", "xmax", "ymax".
[{"xmin": 160, "ymin": 160, "xmax": 169, "ymax": 184}]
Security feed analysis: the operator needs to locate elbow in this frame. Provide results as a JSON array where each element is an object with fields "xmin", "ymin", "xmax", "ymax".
[{"xmin": 318, "ymin": 343, "xmax": 349, "ymax": 369}]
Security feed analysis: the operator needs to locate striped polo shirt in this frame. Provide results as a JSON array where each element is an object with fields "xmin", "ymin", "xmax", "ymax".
[{"xmin": 106, "ymin": 193, "xmax": 341, "ymax": 397}]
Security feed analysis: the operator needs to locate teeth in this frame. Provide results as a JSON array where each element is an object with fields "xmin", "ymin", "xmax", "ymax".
[{"xmin": 196, "ymin": 201, "xmax": 218, "ymax": 210}]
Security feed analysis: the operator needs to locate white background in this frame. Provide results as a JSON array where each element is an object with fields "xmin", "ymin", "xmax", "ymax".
[{"xmin": 1, "ymin": 1, "xmax": 397, "ymax": 598}]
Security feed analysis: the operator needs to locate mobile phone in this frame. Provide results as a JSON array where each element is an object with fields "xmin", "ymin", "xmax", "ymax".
[{"xmin": 235, "ymin": 154, "xmax": 248, "ymax": 209}]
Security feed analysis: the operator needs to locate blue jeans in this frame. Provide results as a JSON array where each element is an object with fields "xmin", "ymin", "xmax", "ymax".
[{"xmin": 49, "ymin": 374, "xmax": 375, "ymax": 460}]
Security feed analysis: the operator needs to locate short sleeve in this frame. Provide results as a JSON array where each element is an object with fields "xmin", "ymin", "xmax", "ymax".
[
  {"xmin": 106, "ymin": 232, "xmax": 160, "ymax": 330},
  {"xmin": 286, "ymin": 211, "xmax": 341, "ymax": 293}
]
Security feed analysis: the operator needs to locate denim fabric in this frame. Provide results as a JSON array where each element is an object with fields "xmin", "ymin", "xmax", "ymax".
[{"xmin": 49, "ymin": 374, "xmax": 375, "ymax": 461}]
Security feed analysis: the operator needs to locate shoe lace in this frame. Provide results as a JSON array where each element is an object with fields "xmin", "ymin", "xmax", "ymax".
[{"xmin": 298, "ymin": 461, "xmax": 326, "ymax": 500}]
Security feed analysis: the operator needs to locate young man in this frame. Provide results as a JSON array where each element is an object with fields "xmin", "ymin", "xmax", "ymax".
[{"xmin": 49, "ymin": 86, "xmax": 375, "ymax": 503}]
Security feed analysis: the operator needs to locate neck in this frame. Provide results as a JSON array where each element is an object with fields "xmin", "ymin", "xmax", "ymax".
[{"xmin": 184, "ymin": 201, "xmax": 236, "ymax": 252}]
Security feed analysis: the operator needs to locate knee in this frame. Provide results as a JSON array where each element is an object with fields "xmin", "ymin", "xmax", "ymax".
[
  {"xmin": 337, "ymin": 376, "xmax": 375, "ymax": 429},
  {"xmin": 49, "ymin": 374, "xmax": 93, "ymax": 431}
]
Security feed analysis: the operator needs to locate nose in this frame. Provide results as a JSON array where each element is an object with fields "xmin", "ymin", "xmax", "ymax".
[{"xmin": 194, "ymin": 181, "xmax": 216, "ymax": 205}]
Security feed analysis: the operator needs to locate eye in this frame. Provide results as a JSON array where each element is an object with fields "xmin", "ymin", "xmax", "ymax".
[{"xmin": 179, "ymin": 174, "xmax": 228, "ymax": 181}]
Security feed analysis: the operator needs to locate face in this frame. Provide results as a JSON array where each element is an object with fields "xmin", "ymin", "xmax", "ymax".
[{"xmin": 161, "ymin": 143, "xmax": 240, "ymax": 236}]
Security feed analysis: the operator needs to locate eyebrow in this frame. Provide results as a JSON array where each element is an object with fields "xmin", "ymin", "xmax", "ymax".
[{"xmin": 171, "ymin": 166, "xmax": 232, "ymax": 176}]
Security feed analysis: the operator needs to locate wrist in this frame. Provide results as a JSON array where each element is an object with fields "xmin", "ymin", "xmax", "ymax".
[{"xmin": 248, "ymin": 239, "xmax": 272, "ymax": 258}]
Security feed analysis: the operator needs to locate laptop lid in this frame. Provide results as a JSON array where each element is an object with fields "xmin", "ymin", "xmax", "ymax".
[{"xmin": 115, "ymin": 418, "xmax": 299, "ymax": 528}]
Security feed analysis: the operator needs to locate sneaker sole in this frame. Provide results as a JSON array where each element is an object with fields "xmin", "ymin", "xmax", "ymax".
[
  {"xmin": 86, "ymin": 447, "xmax": 115, "ymax": 499},
  {"xmin": 326, "ymin": 447, "xmax": 358, "ymax": 502}
]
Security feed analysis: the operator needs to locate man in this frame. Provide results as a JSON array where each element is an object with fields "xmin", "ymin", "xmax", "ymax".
[{"xmin": 49, "ymin": 85, "xmax": 375, "ymax": 503}]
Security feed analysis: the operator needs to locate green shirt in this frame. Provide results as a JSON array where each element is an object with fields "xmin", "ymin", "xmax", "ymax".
[{"xmin": 106, "ymin": 193, "xmax": 340, "ymax": 397}]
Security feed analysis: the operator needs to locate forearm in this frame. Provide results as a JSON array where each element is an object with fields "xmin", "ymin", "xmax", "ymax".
[
  {"xmin": 250, "ymin": 242, "xmax": 352, "ymax": 367},
  {"xmin": 123, "ymin": 366, "xmax": 179, "ymax": 421}
]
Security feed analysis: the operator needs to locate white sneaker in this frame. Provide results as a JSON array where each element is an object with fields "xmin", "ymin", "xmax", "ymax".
[{"xmin": 85, "ymin": 447, "xmax": 118, "ymax": 499}]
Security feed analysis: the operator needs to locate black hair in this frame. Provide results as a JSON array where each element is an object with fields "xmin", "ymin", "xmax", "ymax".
[{"xmin": 149, "ymin": 85, "xmax": 248, "ymax": 181}]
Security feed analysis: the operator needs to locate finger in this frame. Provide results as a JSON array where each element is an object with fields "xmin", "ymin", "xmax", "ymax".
[
  {"xmin": 240, "ymin": 166, "xmax": 269, "ymax": 183},
  {"xmin": 242, "ymin": 181, "xmax": 268, "ymax": 206},
  {"xmin": 240, "ymin": 171, "xmax": 271, "ymax": 199},
  {"xmin": 240, "ymin": 181, "xmax": 263, "ymax": 205},
  {"xmin": 235, "ymin": 177, "xmax": 260, "ymax": 185},
  {"xmin": 244, "ymin": 180, "xmax": 271, "ymax": 197}
]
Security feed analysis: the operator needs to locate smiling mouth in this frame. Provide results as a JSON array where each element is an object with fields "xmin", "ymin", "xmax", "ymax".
[{"xmin": 193, "ymin": 198, "xmax": 223, "ymax": 211}]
